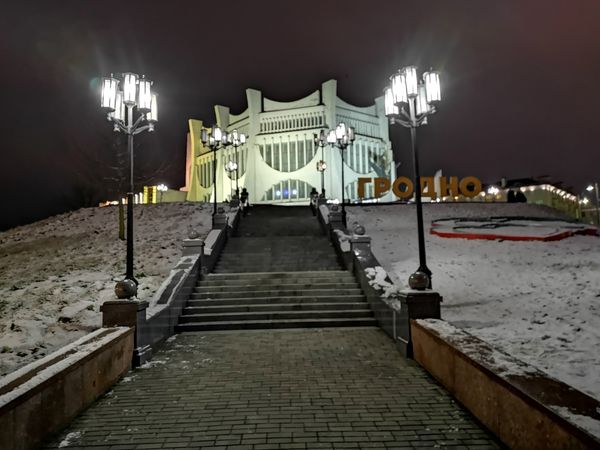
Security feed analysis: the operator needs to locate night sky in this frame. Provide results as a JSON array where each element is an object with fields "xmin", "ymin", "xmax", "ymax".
[{"xmin": 2, "ymin": 0, "xmax": 600, "ymax": 230}]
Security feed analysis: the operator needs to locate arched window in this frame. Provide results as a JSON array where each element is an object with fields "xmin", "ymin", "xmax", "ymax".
[{"xmin": 261, "ymin": 179, "xmax": 316, "ymax": 201}]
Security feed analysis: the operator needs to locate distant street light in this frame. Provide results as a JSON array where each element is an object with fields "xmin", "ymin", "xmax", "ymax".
[
  {"xmin": 100, "ymin": 72, "xmax": 158, "ymax": 298},
  {"xmin": 224, "ymin": 161, "xmax": 238, "ymax": 198},
  {"xmin": 585, "ymin": 183, "xmax": 600, "ymax": 225},
  {"xmin": 384, "ymin": 66, "xmax": 441, "ymax": 290},
  {"xmin": 316, "ymin": 123, "xmax": 355, "ymax": 227},
  {"xmin": 201, "ymin": 126, "xmax": 231, "ymax": 222},
  {"xmin": 314, "ymin": 130, "xmax": 328, "ymax": 196},
  {"xmin": 157, "ymin": 183, "xmax": 168, "ymax": 203},
  {"xmin": 230, "ymin": 130, "xmax": 247, "ymax": 195}
]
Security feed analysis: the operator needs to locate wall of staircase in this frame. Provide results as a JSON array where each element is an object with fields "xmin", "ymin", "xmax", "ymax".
[{"xmin": 176, "ymin": 205, "xmax": 375, "ymax": 331}]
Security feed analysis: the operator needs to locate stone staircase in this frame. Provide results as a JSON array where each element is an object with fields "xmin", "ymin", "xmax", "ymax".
[{"xmin": 176, "ymin": 205, "xmax": 376, "ymax": 331}]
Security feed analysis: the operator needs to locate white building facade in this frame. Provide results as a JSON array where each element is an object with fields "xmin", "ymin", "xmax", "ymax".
[{"xmin": 183, "ymin": 80, "xmax": 396, "ymax": 204}]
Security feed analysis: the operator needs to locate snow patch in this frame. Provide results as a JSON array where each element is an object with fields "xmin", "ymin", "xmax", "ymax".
[
  {"xmin": 550, "ymin": 406, "xmax": 600, "ymax": 440},
  {"xmin": 58, "ymin": 431, "xmax": 82, "ymax": 448}
]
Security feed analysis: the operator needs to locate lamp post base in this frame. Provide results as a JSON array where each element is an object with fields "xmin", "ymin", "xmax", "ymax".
[
  {"xmin": 115, "ymin": 278, "xmax": 138, "ymax": 299},
  {"xmin": 408, "ymin": 267, "xmax": 432, "ymax": 290}
]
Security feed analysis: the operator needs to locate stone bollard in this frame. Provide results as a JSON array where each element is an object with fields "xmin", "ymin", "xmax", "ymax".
[
  {"xmin": 328, "ymin": 209, "xmax": 344, "ymax": 230},
  {"xmin": 182, "ymin": 238, "xmax": 205, "ymax": 257},
  {"xmin": 100, "ymin": 299, "xmax": 151, "ymax": 366},
  {"xmin": 213, "ymin": 213, "xmax": 228, "ymax": 230},
  {"xmin": 396, "ymin": 290, "xmax": 442, "ymax": 358}
]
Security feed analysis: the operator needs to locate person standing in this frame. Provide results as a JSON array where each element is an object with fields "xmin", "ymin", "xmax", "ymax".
[
  {"xmin": 240, "ymin": 188, "xmax": 250, "ymax": 216},
  {"xmin": 309, "ymin": 187, "xmax": 319, "ymax": 216}
]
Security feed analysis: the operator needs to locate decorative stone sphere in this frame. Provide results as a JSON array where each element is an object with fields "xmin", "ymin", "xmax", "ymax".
[
  {"xmin": 408, "ymin": 271, "xmax": 429, "ymax": 290},
  {"xmin": 331, "ymin": 205, "xmax": 339, "ymax": 212},
  {"xmin": 115, "ymin": 279, "xmax": 137, "ymax": 299},
  {"xmin": 188, "ymin": 228, "xmax": 200, "ymax": 239},
  {"xmin": 353, "ymin": 224, "xmax": 366, "ymax": 236}
]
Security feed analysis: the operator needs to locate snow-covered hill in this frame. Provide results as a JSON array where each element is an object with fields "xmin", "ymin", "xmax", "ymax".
[
  {"xmin": 0, "ymin": 202, "xmax": 212, "ymax": 376},
  {"xmin": 348, "ymin": 203, "xmax": 600, "ymax": 401}
]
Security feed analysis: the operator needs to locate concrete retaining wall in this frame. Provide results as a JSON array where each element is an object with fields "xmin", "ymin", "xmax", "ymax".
[
  {"xmin": 0, "ymin": 327, "xmax": 133, "ymax": 450},
  {"xmin": 412, "ymin": 319, "xmax": 600, "ymax": 449}
]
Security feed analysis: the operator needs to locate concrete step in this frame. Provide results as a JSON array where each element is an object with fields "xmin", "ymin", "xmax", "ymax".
[
  {"xmin": 213, "ymin": 267, "xmax": 343, "ymax": 273},
  {"xmin": 179, "ymin": 309, "xmax": 373, "ymax": 323},
  {"xmin": 185, "ymin": 295, "xmax": 367, "ymax": 307},
  {"xmin": 183, "ymin": 302, "xmax": 370, "ymax": 314},
  {"xmin": 175, "ymin": 317, "xmax": 378, "ymax": 332},
  {"xmin": 201, "ymin": 270, "xmax": 352, "ymax": 280},
  {"xmin": 192, "ymin": 288, "xmax": 363, "ymax": 299},
  {"xmin": 216, "ymin": 258, "xmax": 340, "ymax": 265},
  {"xmin": 218, "ymin": 252, "xmax": 337, "ymax": 257},
  {"xmin": 198, "ymin": 276, "xmax": 356, "ymax": 287},
  {"xmin": 194, "ymin": 282, "xmax": 359, "ymax": 292}
]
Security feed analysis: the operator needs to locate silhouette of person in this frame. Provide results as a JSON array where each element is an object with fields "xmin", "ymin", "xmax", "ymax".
[
  {"xmin": 240, "ymin": 188, "xmax": 250, "ymax": 216},
  {"xmin": 309, "ymin": 188, "xmax": 319, "ymax": 215}
]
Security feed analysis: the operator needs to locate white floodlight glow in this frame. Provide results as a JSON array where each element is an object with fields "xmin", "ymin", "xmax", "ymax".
[
  {"xmin": 335, "ymin": 123, "xmax": 347, "ymax": 140},
  {"xmin": 423, "ymin": 71, "xmax": 441, "ymax": 103},
  {"xmin": 138, "ymin": 77, "xmax": 152, "ymax": 112},
  {"xmin": 113, "ymin": 91, "xmax": 125, "ymax": 121},
  {"xmin": 582, "ymin": 198, "xmax": 590, "ymax": 205},
  {"xmin": 391, "ymin": 72, "xmax": 408, "ymax": 104},
  {"xmin": 101, "ymin": 76, "xmax": 119, "ymax": 110},
  {"xmin": 146, "ymin": 94, "xmax": 158, "ymax": 122},
  {"xmin": 415, "ymin": 84, "xmax": 431, "ymax": 116},
  {"xmin": 384, "ymin": 87, "xmax": 399, "ymax": 116},
  {"xmin": 404, "ymin": 66, "xmax": 418, "ymax": 98},
  {"xmin": 487, "ymin": 186, "xmax": 500, "ymax": 195},
  {"xmin": 231, "ymin": 129, "xmax": 239, "ymax": 143},
  {"xmin": 212, "ymin": 126, "xmax": 222, "ymax": 142},
  {"xmin": 327, "ymin": 130, "xmax": 337, "ymax": 144},
  {"xmin": 240, "ymin": 133, "xmax": 246, "ymax": 144},
  {"xmin": 586, "ymin": 185, "xmax": 594, "ymax": 192},
  {"xmin": 347, "ymin": 127, "xmax": 355, "ymax": 142},
  {"xmin": 122, "ymin": 72, "xmax": 139, "ymax": 105}
]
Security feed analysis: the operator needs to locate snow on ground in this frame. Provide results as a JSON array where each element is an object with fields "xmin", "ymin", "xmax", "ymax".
[
  {"xmin": 348, "ymin": 203, "xmax": 600, "ymax": 401},
  {"xmin": 0, "ymin": 202, "xmax": 212, "ymax": 376}
]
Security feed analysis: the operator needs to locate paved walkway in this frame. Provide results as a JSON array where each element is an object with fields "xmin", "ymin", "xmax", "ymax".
[{"xmin": 45, "ymin": 328, "xmax": 502, "ymax": 450}]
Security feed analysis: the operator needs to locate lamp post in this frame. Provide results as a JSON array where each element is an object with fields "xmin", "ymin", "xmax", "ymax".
[
  {"xmin": 314, "ymin": 130, "xmax": 327, "ymax": 196},
  {"xmin": 316, "ymin": 123, "xmax": 355, "ymax": 227},
  {"xmin": 157, "ymin": 183, "xmax": 168, "ymax": 203},
  {"xmin": 586, "ymin": 184, "xmax": 600, "ymax": 225},
  {"xmin": 100, "ymin": 73, "xmax": 158, "ymax": 298},
  {"xmin": 230, "ymin": 129, "xmax": 247, "ymax": 196},
  {"xmin": 384, "ymin": 66, "xmax": 441, "ymax": 290},
  {"xmin": 200, "ymin": 126, "xmax": 231, "ymax": 221},
  {"xmin": 225, "ymin": 161, "xmax": 238, "ymax": 198}
]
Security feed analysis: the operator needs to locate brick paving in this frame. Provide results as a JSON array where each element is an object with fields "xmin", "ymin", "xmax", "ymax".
[{"xmin": 45, "ymin": 328, "xmax": 503, "ymax": 449}]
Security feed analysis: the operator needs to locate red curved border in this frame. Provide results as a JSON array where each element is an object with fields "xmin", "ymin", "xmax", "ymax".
[{"xmin": 430, "ymin": 228, "xmax": 597, "ymax": 241}]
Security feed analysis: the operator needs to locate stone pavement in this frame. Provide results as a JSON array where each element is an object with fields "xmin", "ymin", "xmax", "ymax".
[{"xmin": 45, "ymin": 328, "xmax": 503, "ymax": 450}]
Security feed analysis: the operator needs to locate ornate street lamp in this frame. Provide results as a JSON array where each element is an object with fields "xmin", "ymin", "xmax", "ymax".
[
  {"xmin": 230, "ymin": 129, "xmax": 247, "ymax": 195},
  {"xmin": 225, "ymin": 161, "xmax": 238, "ymax": 198},
  {"xmin": 200, "ymin": 126, "xmax": 231, "ymax": 221},
  {"xmin": 314, "ymin": 130, "xmax": 328, "ymax": 196},
  {"xmin": 157, "ymin": 183, "xmax": 168, "ymax": 203},
  {"xmin": 384, "ymin": 66, "xmax": 441, "ymax": 290},
  {"xmin": 585, "ymin": 183, "xmax": 600, "ymax": 225},
  {"xmin": 100, "ymin": 72, "xmax": 158, "ymax": 298},
  {"xmin": 316, "ymin": 123, "xmax": 355, "ymax": 227}
]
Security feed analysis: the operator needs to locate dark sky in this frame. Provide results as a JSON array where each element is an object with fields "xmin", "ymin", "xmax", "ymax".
[{"xmin": 2, "ymin": 0, "xmax": 600, "ymax": 230}]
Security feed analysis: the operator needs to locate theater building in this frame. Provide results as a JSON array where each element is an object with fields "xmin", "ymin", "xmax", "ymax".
[{"xmin": 182, "ymin": 80, "xmax": 396, "ymax": 204}]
